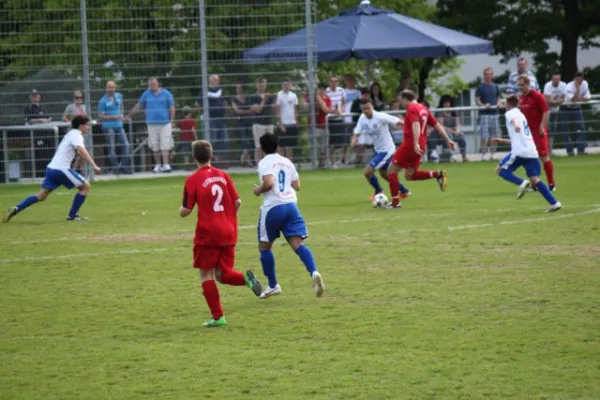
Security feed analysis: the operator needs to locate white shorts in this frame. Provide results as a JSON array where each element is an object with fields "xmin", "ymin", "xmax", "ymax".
[
  {"xmin": 147, "ymin": 123, "xmax": 174, "ymax": 152},
  {"xmin": 253, "ymin": 124, "xmax": 274, "ymax": 148}
]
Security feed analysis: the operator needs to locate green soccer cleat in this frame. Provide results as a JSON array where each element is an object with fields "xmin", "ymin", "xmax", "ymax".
[
  {"xmin": 244, "ymin": 270, "xmax": 262, "ymax": 297},
  {"xmin": 203, "ymin": 317, "xmax": 227, "ymax": 328},
  {"xmin": 2, "ymin": 207, "xmax": 17, "ymax": 223}
]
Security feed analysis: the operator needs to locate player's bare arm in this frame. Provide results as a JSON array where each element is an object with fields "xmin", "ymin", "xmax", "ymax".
[
  {"xmin": 510, "ymin": 118, "xmax": 521, "ymax": 132},
  {"xmin": 433, "ymin": 123, "xmax": 457, "ymax": 151},
  {"xmin": 291, "ymin": 179, "xmax": 301, "ymax": 192},
  {"xmin": 412, "ymin": 121, "xmax": 422, "ymax": 155},
  {"xmin": 540, "ymin": 110, "xmax": 550, "ymax": 136},
  {"xmin": 234, "ymin": 199, "xmax": 242, "ymax": 212},
  {"xmin": 179, "ymin": 206, "xmax": 192, "ymax": 217},
  {"xmin": 253, "ymin": 175, "xmax": 275, "ymax": 197},
  {"xmin": 490, "ymin": 137, "xmax": 511, "ymax": 144},
  {"xmin": 76, "ymin": 145, "xmax": 102, "ymax": 174}
]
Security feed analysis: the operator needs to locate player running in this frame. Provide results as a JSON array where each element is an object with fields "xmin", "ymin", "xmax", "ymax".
[
  {"xmin": 180, "ymin": 140, "xmax": 262, "ymax": 327},
  {"xmin": 517, "ymin": 75, "xmax": 556, "ymax": 190},
  {"xmin": 386, "ymin": 90, "xmax": 456, "ymax": 209},
  {"xmin": 492, "ymin": 95, "xmax": 562, "ymax": 212},
  {"xmin": 3, "ymin": 116, "xmax": 101, "ymax": 223},
  {"xmin": 253, "ymin": 133, "xmax": 324, "ymax": 299},
  {"xmin": 352, "ymin": 99, "xmax": 411, "ymax": 202}
]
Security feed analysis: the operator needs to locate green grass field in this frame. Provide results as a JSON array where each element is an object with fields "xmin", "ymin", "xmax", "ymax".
[{"xmin": 1, "ymin": 157, "xmax": 600, "ymax": 400}]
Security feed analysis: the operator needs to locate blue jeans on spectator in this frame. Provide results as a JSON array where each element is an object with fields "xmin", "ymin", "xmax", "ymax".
[
  {"xmin": 237, "ymin": 120, "xmax": 253, "ymax": 151},
  {"xmin": 210, "ymin": 118, "xmax": 229, "ymax": 157},
  {"xmin": 104, "ymin": 128, "xmax": 131, "ymax": 173},
  {"xmin": 560, "ymin": 107, "xmax": 586, "ymax": 154}
]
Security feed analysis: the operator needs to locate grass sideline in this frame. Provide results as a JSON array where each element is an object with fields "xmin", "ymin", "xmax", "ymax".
[{"xmin": 1, "ymin": 157, "xmax": 600, "ymax": 400}]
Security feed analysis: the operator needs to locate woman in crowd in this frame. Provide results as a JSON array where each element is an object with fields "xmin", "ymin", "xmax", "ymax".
[
  {"xmin": 437, "ymin": 94, "xmax": 468, "ymax": 162},
  {"xmin": 370, "ymin": 82, "xmax": 385, "ymax": 111},
  {"xmin": 230, "ymin": 82, "xmax": 255, "ymax": 167}
]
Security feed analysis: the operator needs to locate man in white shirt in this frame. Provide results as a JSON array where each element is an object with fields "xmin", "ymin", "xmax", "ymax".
[
  {"xmin": 275, "ymin": 78, "xmax": 299, "ymax": 161},
  {"xmin": 326, "ymin": 75, "xmax": 346, "ymax": 168},
  {"xmin": 492, "ymin": 95, "xmax": 561, "ymax": 212},
  {"xmin": 563, "ymin": 71, "xmax": 591, "ymax": 155},
  {"xmin": 352, "ymin": 100, "xmax": 410, "ymax": 202},
  {"xmin": 543, "ymin": 72, "xmax": 567, "ymax": 152},
  {"xmin": 252, "ymin": 133, "xmax": 325, "ymax": 299},
  {"xmin": 3, "ymin": 116, "xmax": 102, "ymax": 223},
  {"xmin": 506, "ymin": 57, "xmax": 539, "ymax": 95}
]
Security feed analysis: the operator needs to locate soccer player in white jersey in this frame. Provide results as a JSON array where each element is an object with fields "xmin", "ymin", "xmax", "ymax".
[
  {"xmin": 3, "ymin": 116, "xmax": 102, "ymax": 223},
  {"xmin": 492, "ymin": 95, "xmax": 562, "ymax": 212},
  {"xmin": 352, "ymin": 99, "xmax": 411, "ymax": 202},
  {"xmin": 252, "ymin": 133, "xmax": 325, "ymax": 298}
]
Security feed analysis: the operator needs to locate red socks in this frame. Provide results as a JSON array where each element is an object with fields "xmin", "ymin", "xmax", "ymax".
[
  {"xmin": 219, "ymin": 269, "xmax": 246, "ymax": 286},
  {"xmin": 202, "ymin": 280, "xmax": 223, "ymax": 320},
  {"xmin": 543, "ymin": 160, "xmax": 555, "ymax": 186},
  {"xmin": 388, "ymin": 172, "xmax": 400, "ymax": 205},
  {"xmin": 411, "ymin": 170, "xmax": 438, "ymax": 180}
]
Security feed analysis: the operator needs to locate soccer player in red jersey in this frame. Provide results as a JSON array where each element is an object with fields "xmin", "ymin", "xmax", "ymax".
[
  {"xmin": 180, "ymin": 140, "xmax": 262, "ymax": 328},
  {"xmin": 517, "ymin": 75, "xmax": 556, "ymax": 190},
  {"xmin": 386, "ymin": 90, "xmax": 456, "ymax": 208}
]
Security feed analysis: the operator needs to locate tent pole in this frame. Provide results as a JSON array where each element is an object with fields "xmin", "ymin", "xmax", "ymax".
[{"xmin": 305, "ymin": 0, "xmax": 317, "ymax": 169}]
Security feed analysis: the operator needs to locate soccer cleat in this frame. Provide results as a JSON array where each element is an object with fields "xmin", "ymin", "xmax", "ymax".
[
  {"xmin": 369, "ymin": 191, "xmax": 382, "ymax": 202},
  {"xmin": 244, "ymin": 270, "xmax": 262, "ymax": 297},
  {"xmin": 2, "ymin": 207, "xmax": 18, "ymax": 223},
  {"xmin": 203, "ymin": 316, "xmax": 227, "ymax": 328},
  {"xmin": 312, "ymin": 271, "xmax": 325, "ymax": 298},
  {"xmin": 161, "ymin": 164, "xmax": 172, "ymax": 173},
  {"xmin": 399, "ymin": 191, "xmax": 411, "ymax": 200},
  {"xmin": 259, "ymin": 284, "xmax": 282, "ymax": 299},
  {"xmin": 385, "ymin": 202, "xmax": 402, "ymax": 209},
  {"xmin": 546, "ymin": 201, "xmax": 562, "ymax": 213},
  {"xmin": 549, "ymin": 184, "xmax": 556, "ymax": 192},
  {"xmin": 437, "ymin": 170, "xmax": 448, "ymax": 192},
  {"xmin": 66, "ymin": 215, "xmax": 89, "ymax": 221},
  {"xmin": 516, "ymin": 180, "xmax": 531, "ymax": 200},
  {"xmin": 152, "ymin": 164, "xmax": 161, "ymax": 173}
]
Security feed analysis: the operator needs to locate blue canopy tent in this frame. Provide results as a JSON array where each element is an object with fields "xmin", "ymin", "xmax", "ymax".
[{"xmin": 243, "ymin": 0, "xmax": 493, "ymax": 62}]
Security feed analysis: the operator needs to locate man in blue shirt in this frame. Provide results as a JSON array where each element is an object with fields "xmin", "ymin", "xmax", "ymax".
[
  {"xmin": 128, "ymin": 77, "xmax": 176, "ymax": 173},
  {"xmin": 195, "ymin": 74, "xmax": 228, "ymax": 161},
  {"xmin": 98, "ymin": 81, "xmax": 131, "ymax": 174},
  {"xmin": 475, "ymin": 67, "xmax": 503, "ymax": 161}
]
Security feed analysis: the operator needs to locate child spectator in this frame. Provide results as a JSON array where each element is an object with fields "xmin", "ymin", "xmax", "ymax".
[{"xmin": 176, "ymin": 106, "xmax": 198, "ymax": 169}]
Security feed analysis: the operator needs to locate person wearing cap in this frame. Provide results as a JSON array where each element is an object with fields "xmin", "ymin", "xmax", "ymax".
[
  {"xmin": 24, "ymin": 89, "xmax": 51, "ymax": 125},
  {"xmin": 176, "ymin": 105, "xmax": 198, "ymax": 169},
  {"xmin": 98, "ymin": 81, "xmax": 131, "ymax": 174}
]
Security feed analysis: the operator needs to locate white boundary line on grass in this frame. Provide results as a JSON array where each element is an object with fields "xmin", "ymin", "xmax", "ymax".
[{"xmin": 2, "ymin": 208, "xmax": 599, "ymax": 265}]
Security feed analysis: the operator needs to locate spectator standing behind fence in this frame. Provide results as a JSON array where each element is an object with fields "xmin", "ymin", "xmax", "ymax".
[
  {"xmin": 99, "ymin": 81, "xmax": 131, "ymax": 174},
  {"xmin": 276, "ymin": 78, "xmax": 299, "ymax": 161},
  {"xmin": 543, "ymin": 72, "xmax": 567, "ymax": 153},
  {"xmin": 250, "ymin": 78, "xmax": 275, "ymax": 163},
  {"xmin": 231, "ymin": 82, "xmax": 254, "ymax": 167},
  {"xmin": 343, "ymin": 75, "xmax": 360, "ymax": 164},
  {"xmin": 437, "ymin": 95, "xmax": 468, "ymax": 163},
  {"xmin": 476, "ymin": 67, "xmax": 502, "ymax": 161},
  {"xmin": 63, "ymin": 90, "xmax": 89, "ymax": 175},
  {"xmin": 24, "ymin": 89, "xmax": 51, "ymax": 124},
  {"xmin": 195, "ymin": 74, "xmax": 228, "ymax": 161},
  {"xmin": 175, "ymin": 106, "xmax": 197, "ymax": 170},
  {"xmin": 303, "ymin": 83, "xmax": 334, "ymax": 168},
  {"xmin": 326, "ymin": 75, "xmax": 346, "ymax": 168},
  {"xmin": 370, "ymin": 82, "xmax": 385, "ymax": 111},
  {"xmin": 350, "ymin": 87, "xmax": 372, "ymax": 164},
  {"xmin": 506, "ymin": 57, "xmax": 539, "ymax": 95},
  {"xmin": 128, "ymin": 77, "xmax": 175, "ymax": 173},
  {"xmin": 563, "ymin": 71, "xmax": 591, "ymax": 156}
]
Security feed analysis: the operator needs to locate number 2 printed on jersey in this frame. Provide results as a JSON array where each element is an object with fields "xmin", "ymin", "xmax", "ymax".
[{"xmin": 211, "ymin": 184, "xmax": 224, "ymax": 212}]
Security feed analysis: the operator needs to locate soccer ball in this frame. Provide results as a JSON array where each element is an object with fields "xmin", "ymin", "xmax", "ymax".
[{"xmin": 372, "ymin": 193, "xmax": 388, "ymax": 208}]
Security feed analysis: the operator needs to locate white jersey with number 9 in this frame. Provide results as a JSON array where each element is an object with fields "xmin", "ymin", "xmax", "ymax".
[{"xmin": 257, "ymin": 153, "xmax": 299, "ymax": 209}]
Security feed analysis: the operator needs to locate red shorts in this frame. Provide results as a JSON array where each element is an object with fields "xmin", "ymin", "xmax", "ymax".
[
  {"xmin": 533, "ymin": 134, "xmax": 549, "ymax": 158},
  {"xmin": 392, "ymin": 145, "xmax": 422, "ymax": 171},
  {"xmin": 193, "ymin": 245, "xmax": 235, "ymax": 271}
]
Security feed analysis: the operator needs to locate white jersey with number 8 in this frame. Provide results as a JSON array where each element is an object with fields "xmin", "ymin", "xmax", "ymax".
[{"xmin": 258, "ymin": 153, "xmax": 299, "ymax": 209}]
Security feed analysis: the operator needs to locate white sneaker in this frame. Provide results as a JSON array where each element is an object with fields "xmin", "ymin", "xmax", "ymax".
[
  {"xmin": 516, "ymin": 180, "xmax": 531, "ymax": 200},
  {"xmin": 481, "ymin": 153, "xmax": 488, "ymax": 161},
  {"xmin": 259, "ymin": 284, "xmax": 282, "ymax": 299},
  {"xmin": 161, "ymin": 164, "xmax": 172, "ymax": 173},
  {"xmin": 152, "ymin": 164, "xmax": 161, "ymax": 173},
  {"xmin": 547, "ymin": 201, "xmax": 562, "ymax": 213},
  {"xmin": 491, "ymin": 153, "xmax": 497, "ymax": 160},
  {"xmin": 312, "ymin": 271, "xmax": 325, "ymax": 298}
]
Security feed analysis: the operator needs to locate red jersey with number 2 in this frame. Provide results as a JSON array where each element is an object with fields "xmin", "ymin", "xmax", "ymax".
[
  {"xmin": 402, "ymin": 102, "xmax": 438, "ymax": 151},
  {"xmin": 182, "ymin": 166, "xmax": 240, "ymax": 247}
]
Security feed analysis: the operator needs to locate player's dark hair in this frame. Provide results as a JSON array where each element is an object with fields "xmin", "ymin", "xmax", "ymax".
[
  {"xmin": 318, "ymin": 83, "xmax": 327, "ymax": 90},
  {"xmin": 506, "ymin": 94, "xmax": 519, "ymax": 108},
  {"xmin": 399, "ymin": 90, "xmax": 415, "ymax": 101},
  {"xmin": 574, "ymin": 71, "xmax": 584, "ymax": 78},
  {"xmin": 71, "ymin": 115, "xmax": 90, "ymax": 130},
  {"xmin": 192, "ymin": 140, "xmax": 212, "ymax": 164},
  {"xmin": 552, "ymin": 71, "xmax": 561, "ymax": 76},
  {"xmin": 259, "ymin": 133, "xmax": 279, "ymax": 155},
  {"xmin": 360, "ymin": 98, "xmax": 372, "ymax": 106},
  {"xmin": 359, "ymin": 87, "xmax": 370, "ymax": 94}
]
